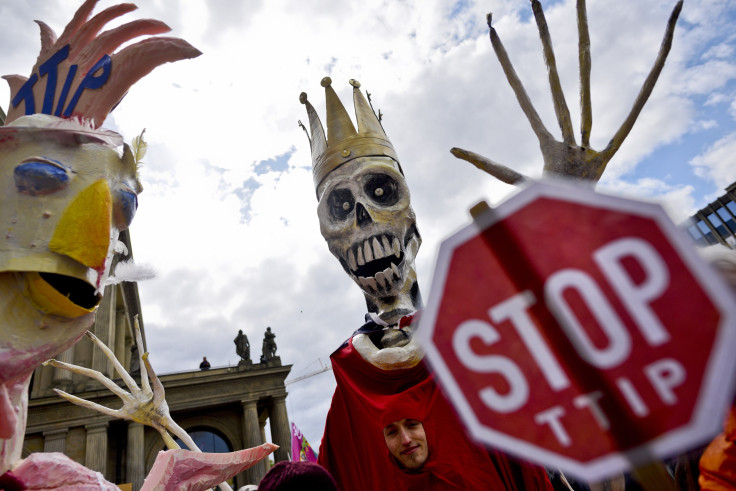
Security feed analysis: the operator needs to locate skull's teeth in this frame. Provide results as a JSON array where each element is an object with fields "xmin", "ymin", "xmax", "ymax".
[
  {"xmin": 364, "ymin": 241, "xmax": 373, "ymax": 263},
  {"xmin": 358, "ymin": 276, "xmax": 368, "ymax": 290},
  {"xmin": 356, "ymin": 263, "xmax": 400, "ymax": 292},
  {"xmin": 376, "ymin": 270, "xmax": 388, "ymax": 288},
  {"xmin": 349, "ymin": 235, "xmax": 402, "ymax": 275},
  {"xmin": 373, "ymin": 237, "xmax": 384, "ymax": 259},
  {"xmin": 382, "ymin": 236, "xmax": 391, "ymax": 255}
]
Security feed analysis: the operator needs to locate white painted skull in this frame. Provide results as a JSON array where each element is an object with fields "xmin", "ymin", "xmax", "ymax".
[{"xmin": 317, "ymin": 156, "xmax": 421, "ymax": 307}]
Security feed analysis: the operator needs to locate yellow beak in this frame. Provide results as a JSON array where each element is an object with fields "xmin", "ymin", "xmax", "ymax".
[{"xmin": 49, "ymin": 179, "xmax": 112, "ymax": 270}]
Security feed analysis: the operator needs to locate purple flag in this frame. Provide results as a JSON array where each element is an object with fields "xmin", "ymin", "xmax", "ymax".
[{"xmin": 290, "ymin": 422, "xmax": 317, "ymax": 462}]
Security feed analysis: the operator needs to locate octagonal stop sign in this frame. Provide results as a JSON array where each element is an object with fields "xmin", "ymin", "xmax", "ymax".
[{"xmin": 419, "ymin": 181, "xmax": 736, "ymax": 481}]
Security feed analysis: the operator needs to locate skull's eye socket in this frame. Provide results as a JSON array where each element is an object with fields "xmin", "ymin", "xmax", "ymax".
[
  {"xmin": 364, "ymin": 174, "xmax": 398, "ymax": 206},
  {"xmin": 328, "ymin": 188, "xmax": 354, "ymax": 220}
]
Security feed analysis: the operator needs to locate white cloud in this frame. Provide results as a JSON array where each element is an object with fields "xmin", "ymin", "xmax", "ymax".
[
  {"xmin": 692, "ymin": 119, "xmax": 719, "ymax": 131},
  {"xmin": 690, "ymin": 131, "xmax": 736, "ymax": 186},
  {"xmin": 703, "ymin": 41, "xmax": 735, "ymax": 60},
  {"xmin": 598, "ymin": 178, "xmax": 697, "ymax": 223}
]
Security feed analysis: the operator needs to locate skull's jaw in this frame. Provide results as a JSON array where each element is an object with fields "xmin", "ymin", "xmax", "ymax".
[
  {"xmin": 345, "ymin": 232, "xmax": 404, "ymax": 294},
  {"xmin": 335, "ymin": 225, "xmax": 421, "ymax": 302}
]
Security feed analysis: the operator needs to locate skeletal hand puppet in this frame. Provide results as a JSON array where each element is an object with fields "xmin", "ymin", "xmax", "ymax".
[
  {"xmin": 451, "ymin": 0, "xmax": 683, "ymax": 186},
  {"xmin": 0, "ymin": 2, "xmax": 271, "ymax": 489}
]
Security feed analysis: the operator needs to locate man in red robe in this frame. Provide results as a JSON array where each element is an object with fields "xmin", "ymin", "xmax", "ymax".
[{"xmin": 318, "ymin": 317, "xmax": 554, "ymax": 490}]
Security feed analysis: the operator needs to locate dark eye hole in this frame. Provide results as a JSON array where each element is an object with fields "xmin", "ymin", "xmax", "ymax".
[
  {"xmin": 113, "ymin": 189, "xmax": 138, "ymax": 230},
  {"xmin": 328, "ymin": 188, "xmax": 354, "ymax": 220},
  {"xmin": 14, "ymin": 158, "xmax": 70, "ymax": 196},
  {"xmin": 364, "ymin": 173, "xmax": 398, "ymax": 206}
]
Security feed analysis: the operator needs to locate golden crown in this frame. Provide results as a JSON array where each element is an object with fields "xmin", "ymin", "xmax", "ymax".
[{"xmin": 300, "ymin": 77, "xmax": 399, "ymax": 196}]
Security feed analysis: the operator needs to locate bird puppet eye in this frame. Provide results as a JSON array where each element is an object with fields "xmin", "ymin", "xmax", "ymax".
[
  {"xmin": 113, "ymin": 189, "xmax": 138, "ymax": 230},
  {"xmin": 14, "ymin": 158, "xmax": 71, "ymax": 196}
]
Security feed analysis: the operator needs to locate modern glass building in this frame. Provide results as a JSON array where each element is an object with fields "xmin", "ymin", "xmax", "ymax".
[{"xmin": 684, "ymin": 181, "xmax": 736, "ymax": 248}]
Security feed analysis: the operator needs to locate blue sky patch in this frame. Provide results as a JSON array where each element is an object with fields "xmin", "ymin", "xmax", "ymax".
[
  {"xmin": 234, "ymin": 176, "xmax": 261, "ymax": 223},
  {"xmin": 254, "ymin": 148, "xmax": 294, "ymax": 175}
]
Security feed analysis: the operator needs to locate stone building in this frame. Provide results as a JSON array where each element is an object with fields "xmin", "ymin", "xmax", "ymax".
[{"xmin": 23, "ymin": 231, "xmax": 292, "ymax": 489}]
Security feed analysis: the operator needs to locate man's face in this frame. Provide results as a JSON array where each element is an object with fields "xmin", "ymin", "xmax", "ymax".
[{"xmin": 383, "ymin": 419, "xmax": 428, "ymax": 470}]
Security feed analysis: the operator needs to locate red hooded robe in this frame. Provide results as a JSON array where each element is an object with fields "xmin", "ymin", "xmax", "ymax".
[{"xmin": 318, "ymin": 319, "xmax": 553, "ymax": 491}]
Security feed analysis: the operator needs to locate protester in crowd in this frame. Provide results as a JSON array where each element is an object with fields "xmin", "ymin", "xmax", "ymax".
[{"xmin": 258, "ymin": 461, "xmax": 338, "ymax": 491}]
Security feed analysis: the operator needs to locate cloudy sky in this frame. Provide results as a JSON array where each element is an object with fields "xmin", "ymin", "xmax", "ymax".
[{"xmin": 1, "ymin": 0, "xmax": 735, "ymax": 453}]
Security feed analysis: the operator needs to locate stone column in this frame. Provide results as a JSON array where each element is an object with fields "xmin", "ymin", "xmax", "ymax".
[
  {"xmin": 269, "ymin": 395, "xmax": 290, "ymax": 463},
  {"xmin": 85, "ymin": 422, "xmax": 108, "ymax": 475},
  {"xmin": 90, "ymin": 286, "xmax": 116, "ymax": 382},
  {"xmin": 260, "ymin": 424, "xmax": 271, "ymax": 472},
  {"xmin": 114, "ymin": 308, "xmax": 128, "ymax": 368},
  {"xmin": 43, "ymin": 429, "xmax": 67, "ymax": 452},
  {"xmin": 241, "ymin": 400, "xmax": 266, "ymax": 485},
  {"xmin": 51, "ymin": 346, "xmax": 74, "ymax": 392},
  {"xmin": 126, "ymin": 422, "xmax": 145, "ymax": 490}
]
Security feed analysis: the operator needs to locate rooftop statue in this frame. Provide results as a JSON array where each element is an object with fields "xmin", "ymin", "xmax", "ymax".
[
  {"xmin": 235, "ymin": 329, "xmax": 251, "ymax": 362},
  {"xmin": 262, "ymin": 327, "xmax": 277, "ymax": 361}
]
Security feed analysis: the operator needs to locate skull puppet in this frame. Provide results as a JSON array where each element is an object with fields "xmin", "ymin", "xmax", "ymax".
[
  {"xmin": 300, "ymin": 78, "xmax": 422, "ymax": 361},
  {"xmin": 317, "ymin": 156, "xmax": 421, "ymax": 314}
]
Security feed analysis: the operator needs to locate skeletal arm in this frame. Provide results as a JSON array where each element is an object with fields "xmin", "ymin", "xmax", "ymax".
[{"xmin": 453, "ymin": 1, "xmax": 684, "ymax": 185}]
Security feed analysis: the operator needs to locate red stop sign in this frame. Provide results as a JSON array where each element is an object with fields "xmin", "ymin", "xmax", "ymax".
[{"xmin": 419, "ymin": 181, "xmax": 736, "ymax": 481}]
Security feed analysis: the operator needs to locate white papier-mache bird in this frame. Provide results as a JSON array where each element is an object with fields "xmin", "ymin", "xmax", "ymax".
[{"xmin": 0, "ymin": 2, "xmax": 275, "ymax": 489}]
